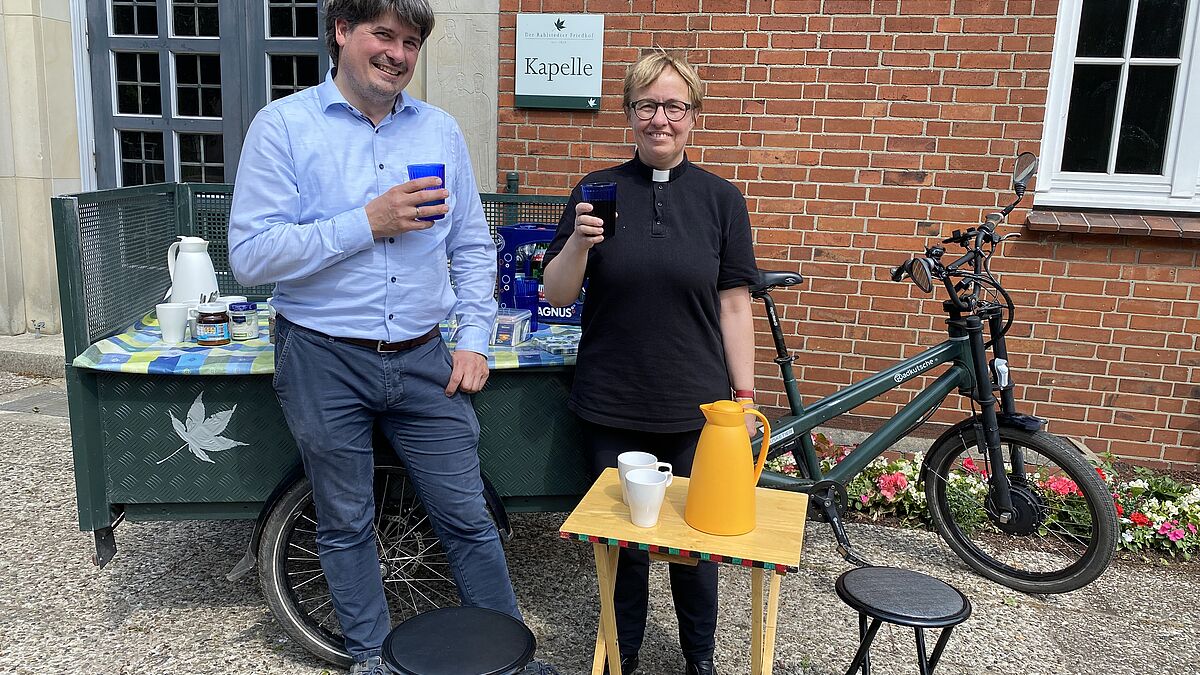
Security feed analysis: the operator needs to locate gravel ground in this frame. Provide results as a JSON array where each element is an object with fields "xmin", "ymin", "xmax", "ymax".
[{"xmin": 0, "ymin": 372, "xmax": 1196, "ymax": 674}]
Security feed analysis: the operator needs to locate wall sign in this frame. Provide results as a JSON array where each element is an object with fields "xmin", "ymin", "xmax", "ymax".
[{"xmin": 515, "ymin": 14, "xmax": 604, "ymax": 110}]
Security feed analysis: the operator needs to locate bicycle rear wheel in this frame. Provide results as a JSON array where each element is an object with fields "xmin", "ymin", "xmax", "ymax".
[{"xmin": 924, "ymin": 421, "xmax": 1117, "ymax": 594}]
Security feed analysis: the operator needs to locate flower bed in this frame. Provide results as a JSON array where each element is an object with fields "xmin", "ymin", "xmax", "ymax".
[{"xmin": 765, "ymin": 433, "xmax": 1200, "ymax": 560}]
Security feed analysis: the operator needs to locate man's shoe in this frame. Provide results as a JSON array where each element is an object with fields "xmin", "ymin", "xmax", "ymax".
[
  {"xmin": 685, "ymin": 659, "xmax": 716, "ymax": 675},
  {"xmin": 522, "ymin": 660, "xmax": 563, "ymax": 674},
  {"xmin": 349, "ymin": 656, "xmax": 390, "ymax": 675}
]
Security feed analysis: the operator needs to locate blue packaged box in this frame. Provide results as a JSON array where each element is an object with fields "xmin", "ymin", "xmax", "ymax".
[{"xmin": 495, "ymin": 224, "xmax": 584, "ymax": 325}]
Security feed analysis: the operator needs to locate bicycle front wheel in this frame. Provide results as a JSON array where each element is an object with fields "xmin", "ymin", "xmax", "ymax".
[
  {"xmin": 258, "ymin": 465, "xmax": 464, "ymax": 667},
  {"xmin": 924, "ymin": 422, "xmax": 1118, "ymax": 594}
]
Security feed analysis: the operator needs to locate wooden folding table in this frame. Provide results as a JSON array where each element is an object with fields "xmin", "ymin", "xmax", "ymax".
[{"xmin": 560, "ymin": 468, "xmax": 808, "ymax": 675}]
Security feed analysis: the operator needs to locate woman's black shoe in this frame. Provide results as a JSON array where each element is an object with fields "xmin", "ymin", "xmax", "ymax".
[
  {"xmin": 604, "ymin": 654, "xmax": 640, "ymax": 674},
  {"xmin": 685, "ymin": 659, "xmax": 716, "ymax": 675}
]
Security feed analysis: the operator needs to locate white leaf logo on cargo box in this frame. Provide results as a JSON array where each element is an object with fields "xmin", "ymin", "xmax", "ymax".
[{"xmin": 157, "ymin": 392, "xmax": 248, "ymax": 464}]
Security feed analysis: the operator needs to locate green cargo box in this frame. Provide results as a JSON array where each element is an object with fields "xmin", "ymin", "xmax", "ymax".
[{"xmin": 52, "ymin": 182, "xmax": 587, "ymax": 569}]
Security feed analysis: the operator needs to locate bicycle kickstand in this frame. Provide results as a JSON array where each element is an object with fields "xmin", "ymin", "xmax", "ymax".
[{"xmin": 811, "ymin": 481, "xmax": 873, "ymax": 568}]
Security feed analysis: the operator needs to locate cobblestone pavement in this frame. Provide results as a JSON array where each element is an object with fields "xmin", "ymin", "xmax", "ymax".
[{"xmin": 1, "ymin": 373, "xmax": 1195, "ymax": 674}]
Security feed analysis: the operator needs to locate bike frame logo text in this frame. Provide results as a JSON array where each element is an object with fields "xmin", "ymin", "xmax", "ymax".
[{"xmin": 893, "ymin": 358, "xmax": 937, "ymax": 383}]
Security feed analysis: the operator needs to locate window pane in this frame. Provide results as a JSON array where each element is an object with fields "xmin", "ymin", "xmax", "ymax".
[
  {"xmin": 173, "ymin": 0, "xmax": 219, "ymax": 37},
  {"xmin": 112, "ymin": 0, "xmax": 158, "ymax": 36},
  {"xmin": 115, "ymin": 52, "xmax": 137, "ymax": 81},
  {"xmin": 174, "ymin": 6, "xmax": 195, "ymax": 35},
  {"xmin": 269, "ymin": 54, "xmax": 320, "ymax": 100},
  {"xmin": 115, "ymin": 52, "xmax": 161, "ymax": 115},
  {"xmin": 177, "ymin": 88, "xmax": 200, "ymax": 116},
  {"xmin": 179, "ymin": 133, "xmax": 224, "ymax": 183},
  {"xmin": 1116, "ymin": 65, "xmax": 1177, "ymax": 174},
  {"xmin": 1061, "ymin": 64, "xmax": 1121, "ymax": 173},
  {"xmin": 140, "ymin": 86, "xmax": 161, "ymax": 115},
  {"xmin": 1131, "ymin": 0, "xmax": 1186, "ymax": 58},
  {"xmin": 199, "ymin": 54, "xmax": 220, "ymax": 82},
  {"xmin": 198, "ymin": 4, "xmax": 220, "ymax": 36},
  {"xmin": 1076, "ymin": 0, "xmax": 1130, "ymax": 57},
  {"xmin": 118, "ymin": 130, "xmax": 166, "ymax": 186},
  {"xmin": 268, "ymin": 1, "xmax": 319, "ymax": 38},
  {"xmin": 296, "ymin": 6, "xmax": 318, "ymax": 37}
]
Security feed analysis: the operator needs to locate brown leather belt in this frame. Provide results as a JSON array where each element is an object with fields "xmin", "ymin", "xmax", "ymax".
[{"xmin": 336, "ymin": 326, "xmax": 441, "ymax": 353}]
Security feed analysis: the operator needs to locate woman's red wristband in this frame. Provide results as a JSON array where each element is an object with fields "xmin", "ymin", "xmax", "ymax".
[{"xmin": 733, "ymin": 389, "xmax": 754, "ymax": 400}]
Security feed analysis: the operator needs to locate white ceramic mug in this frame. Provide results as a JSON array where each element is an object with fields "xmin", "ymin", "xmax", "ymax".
[
  {"xmin": 156, "ymin": 302, "xmax": 191, "ymax": 343},
  {"xmin": 625, "ymin": 468, "xmax": 673, "ymax": 528},
  {"xmin": 217, "ymin": 294, "xmax": 247, "ymax": 311},
  {"xmin": 184, "ymin": 300, "xmax": 200, "ymax": 338},
  {"xmin": 617, "ymin": 451, "xmax": 672, "ymax": 505}
]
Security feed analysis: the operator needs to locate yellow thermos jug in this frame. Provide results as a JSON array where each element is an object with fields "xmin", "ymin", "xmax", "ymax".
[{"xmin": 684, "ymin": 400, "xmax": 772, "ymax": 536}]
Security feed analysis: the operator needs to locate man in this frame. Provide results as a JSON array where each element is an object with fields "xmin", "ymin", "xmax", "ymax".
[{"xmin": 229, "ymin": 2, "xmax": 555, "ymax": 673}]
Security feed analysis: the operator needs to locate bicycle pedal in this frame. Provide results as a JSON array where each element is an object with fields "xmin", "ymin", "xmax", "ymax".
[{"xmin": 836, "ymin": 543, "xmax": 873, "ymax": 568}]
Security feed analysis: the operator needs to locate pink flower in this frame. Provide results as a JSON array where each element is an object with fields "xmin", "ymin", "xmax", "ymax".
[
  {"xmin": 876, "ymin": 471, "xmax": 909, "ymax": 502},
  {"xmin": 1041, "ymin": 475, "xmax": 1081, "ymax": 497},
  {"xmin": 1168, "ymin": 529, "xmax": 1186, "ymax": 542},
  {"xmin": 1158, "ymin": 521, "xmax": 1177, "ymax": 535},
  {"xmin": 1189, "ymin": 524, "xmax": 1198, "ymax": 534},
  {"xmin": 860, "ymin": 493, "xmax": 870, "ymax": 504}
]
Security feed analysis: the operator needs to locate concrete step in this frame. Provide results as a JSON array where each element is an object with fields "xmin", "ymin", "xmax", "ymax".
[{"xmin": 0, "ymin": 332, "xmax": 66, "ymax": 377}]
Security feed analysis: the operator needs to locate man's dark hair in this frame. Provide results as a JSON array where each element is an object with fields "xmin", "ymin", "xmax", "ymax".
[{"xmin": 324, "ymin": 0, "xmax": 435, "ymax": 66}]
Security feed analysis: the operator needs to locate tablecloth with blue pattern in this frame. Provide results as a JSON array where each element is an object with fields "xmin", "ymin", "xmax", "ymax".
[{"xmin": 72, "ymin": 308, "xmax": 579, "ymax": 375}]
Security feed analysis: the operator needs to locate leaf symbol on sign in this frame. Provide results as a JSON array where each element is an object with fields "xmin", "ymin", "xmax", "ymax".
[
  {"xmin": 554, "ymin": 19, "xmax": 565, "ymax": 30},
  {"xmin": 587, "ymin": 99, "xmax": 597, "ymax": 107},
  {"xmin": 158, "ymin": 392, "xmax": 248, "ymax": 464}
]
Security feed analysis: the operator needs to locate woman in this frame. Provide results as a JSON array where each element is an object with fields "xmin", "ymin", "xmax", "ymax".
[{"xmin": 542, "ymin": 50, "xmax": 758, "ymax": 675}]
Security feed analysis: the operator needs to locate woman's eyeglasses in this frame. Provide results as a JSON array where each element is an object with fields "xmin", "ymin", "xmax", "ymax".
[{"xmin": 628, "ymin": 99, "xmax": 693, "ymax": 121}]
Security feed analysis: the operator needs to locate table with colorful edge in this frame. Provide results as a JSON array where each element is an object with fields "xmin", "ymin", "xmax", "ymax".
[{"xmin": 559, "ymin": 468, "xmax": 808, "ymax": 675}]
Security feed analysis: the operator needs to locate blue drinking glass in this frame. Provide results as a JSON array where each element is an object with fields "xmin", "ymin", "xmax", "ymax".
[
  {"xmin": 408, "ymin": 163, "xmax": 446, "ymax": 221},
  {"xmin": 580, "ymin": 182, "xmax": 617, "ymax": 239}
]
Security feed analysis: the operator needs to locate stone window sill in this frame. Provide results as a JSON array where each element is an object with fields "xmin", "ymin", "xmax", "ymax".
[{"xmin": 1026, "ymin": 209, "xmax": 1200, "ymax": 239}]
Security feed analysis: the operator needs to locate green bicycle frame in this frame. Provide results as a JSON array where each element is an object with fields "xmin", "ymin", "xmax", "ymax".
[{"xmin": 755, "ymin": 336, "xmax": 976, "ymax": 486}]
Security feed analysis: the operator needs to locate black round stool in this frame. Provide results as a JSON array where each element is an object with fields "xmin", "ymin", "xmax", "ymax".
[
  {"xmin": 835, "ymin": 566, "xmax": 971, "ymax": 675},
  {"xmin": 382, "ymin": 606, "xmax": 536, "ymax": 675}
]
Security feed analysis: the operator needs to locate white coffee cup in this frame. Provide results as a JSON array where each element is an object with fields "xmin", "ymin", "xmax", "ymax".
[
  {"xmin": 184, "ymin": 300, "xmax": 200, "ymax": 338},
  {"xmin": 625, "ymin": 468, "xmax": 673, "ymax": 528},
  {"xmin": 156, "ymin": 302, "xmax": 191, "ymax": 343},
  {"xmin": 617, "ymin": 451, "xmax": 672, "ymax": 505},
  {"xmin": 218, "ymin": 294, "xmax": 247, "ymax": 307}
]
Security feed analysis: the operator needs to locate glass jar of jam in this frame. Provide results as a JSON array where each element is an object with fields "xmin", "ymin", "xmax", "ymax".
[{"xmin": 194, "ymin": 302, "xmax": 231, "ymax": 346}]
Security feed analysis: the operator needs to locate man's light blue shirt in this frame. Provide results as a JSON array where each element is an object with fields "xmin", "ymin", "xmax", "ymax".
[{"xmin": 228, "ymin": 73, "xmax": 496, "ymax": 354}]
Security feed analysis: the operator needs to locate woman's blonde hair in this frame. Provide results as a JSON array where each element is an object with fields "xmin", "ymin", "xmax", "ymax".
[{"xmin": 622, "ymin": 49, "xmax": 704, "ymax": 112}]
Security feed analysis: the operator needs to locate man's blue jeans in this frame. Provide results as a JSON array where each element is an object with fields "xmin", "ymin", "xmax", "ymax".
[{"xmin": 273, "ymin": 317, "xmax": 521, "ymax": 663}]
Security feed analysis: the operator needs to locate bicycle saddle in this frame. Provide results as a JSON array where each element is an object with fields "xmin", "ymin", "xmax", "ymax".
[{"xmin": 750, "ymin": 269, "xmax": 804, "ymax": 294}]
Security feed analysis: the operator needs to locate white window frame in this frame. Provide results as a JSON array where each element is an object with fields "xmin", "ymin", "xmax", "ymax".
[{"xmin": 1038, "ymin": 0, "xmax": 1200, "ymax": 213}]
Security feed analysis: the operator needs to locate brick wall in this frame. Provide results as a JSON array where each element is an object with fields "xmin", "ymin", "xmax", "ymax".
[{"xmin": 494, "ymin": 0, "xmax": 1200, "ymax": 469}]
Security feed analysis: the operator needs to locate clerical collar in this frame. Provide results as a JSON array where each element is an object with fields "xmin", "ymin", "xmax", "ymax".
[{"xmin": 631, "ymin": 153, "xmax": 690, "ymax": 182}]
